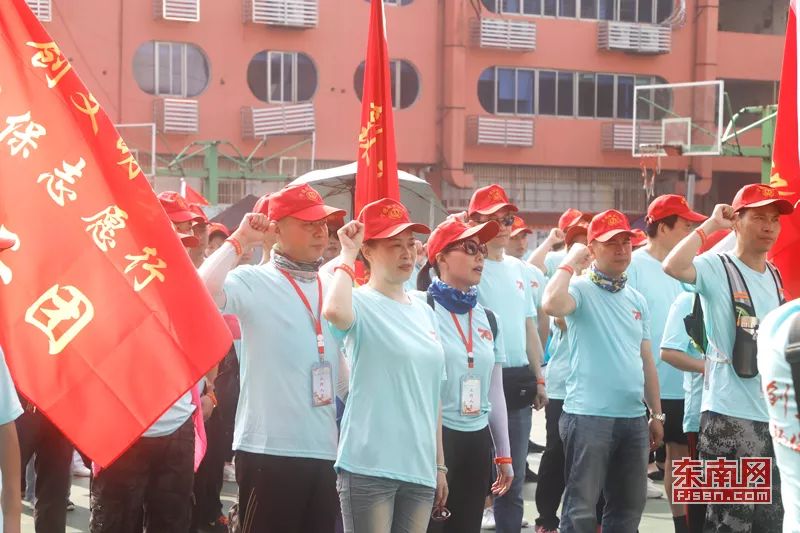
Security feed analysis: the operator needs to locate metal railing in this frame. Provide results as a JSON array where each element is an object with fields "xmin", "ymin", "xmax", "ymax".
[
  {"xmin": 598, "ymin": 21, "xmax": 670, "ymax": 54},
  {"xmin": 246, "ymin": 0, "xmax": 318, "ymax": 28},
  {"xmin": 242, "ymin": 102, "xmax": 316, "ymax": 138},
  {"xmin": 154, "ymin": 98, "xmax": 199, "ymax": 134},
  {"xmin": 468, "ymin": 116, "xmax": 534, "ymax": 147}
]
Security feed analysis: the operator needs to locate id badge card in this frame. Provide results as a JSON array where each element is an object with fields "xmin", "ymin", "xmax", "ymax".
[
  {"xmin": 460, "ymin": 375, "xmax": 481, "ymax": 417},
  {"xmin": 311, "ymin": 361, "xmax": 333, "ymax": 407}
]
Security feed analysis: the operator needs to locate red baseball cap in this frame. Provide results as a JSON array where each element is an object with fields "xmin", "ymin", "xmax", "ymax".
[
  {"xmin": 564, "ymin": 220, "xmax": 589, "ymax": 246},
  {"xmin": 510, "ymin": 216, "xmax": 533, "ymax": 237},
  {"xmin": 0, "ymin": 236, "xmax": 15, "ymax": 251},
  {"xmin": 268, "ymin": 184, "xmax": 346, "ymax": 222},
  {"xmin": 558, "ymin": 208, "xmax": 592, "ymax": 232},
  {"xmin": 731, "ymin": 184, "xmax": 795, "ymax": 214},
  {"xmin": 189, "ymin": 204, "xmax": 209, "ymax": 225},
  {"xmin": 646, "ymin": 194, "xmax": 706, "ymax": 223},
  {"xmin": 252, "ymin": 193, "xmax": 270, "ymax": 216},
  {"xmin": 631, "ymin": 229, "xmax": 648, "ymax": 248},
  {"xmin": 176, "ymin": 229, "xmax": 200, "ymax": 248},
  {"xmin": 426, "ymin": 219, "xmax": 500, "ymax": 263},
  {"xmin": 588, "ymin": 210, "xmax": 634, "ymax": 243},
  {"xmin": 358, "ymin": 198, "xmax": 431, "ymax": 241},
  {"xmin": 468, "ymin": 185, "xmax": 518, "ymax": 216},
  {"xmin": 158, "ymin": 191, "xmax": 204, "ymax": 224},
  {"xmin": 207, "ymin": 222, "xmax": 230, "ymax": 239}
]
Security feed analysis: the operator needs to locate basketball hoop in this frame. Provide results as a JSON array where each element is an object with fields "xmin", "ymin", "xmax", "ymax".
[{"xmin": 638, "ymin": 143, "xmax": 683, "ymax": 199}]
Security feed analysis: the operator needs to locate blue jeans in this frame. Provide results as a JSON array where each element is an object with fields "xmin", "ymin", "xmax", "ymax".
[
  {"xmin": 337, "ymin": 470, "xmax": 435, "ymax": 533},
  {"xmin": 559, "ymin": 412, "xmax": 648, "ymax": 533},
  {"xmin": 493, "ymin": 405, "xmax": 532, "ymax": 533}
]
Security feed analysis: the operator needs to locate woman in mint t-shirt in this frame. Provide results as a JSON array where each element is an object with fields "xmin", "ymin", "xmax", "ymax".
[
  {"xmin": 415, "ymin": 218, "xmax": 513, "ymax": 533},
  {"xmin": 323, "ymin": 199, "xmax": 446, "ymax": 533}
]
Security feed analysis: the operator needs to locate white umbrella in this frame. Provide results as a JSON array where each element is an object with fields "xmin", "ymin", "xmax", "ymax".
[{"xmin": 289, "ymin": 162, "xmax": 448, "ymax": 229}]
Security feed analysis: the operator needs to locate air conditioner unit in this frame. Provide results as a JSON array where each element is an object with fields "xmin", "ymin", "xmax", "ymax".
[{"xmin": 637, "ymin": 25, "xmax": 660, "ymax": 53}]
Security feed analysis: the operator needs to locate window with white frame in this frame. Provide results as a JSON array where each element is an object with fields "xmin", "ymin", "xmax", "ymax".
[
  {"xmin": 480, "ymin": 0, "xmax": 672, "ymax": 22},
  {"xmin": 246, "ymin": 51, "xmax": 317, "ymax": 104},
  {"xmin": 132, "ymin": 41, "xmax": 209, "ymax": 97},
  {"xmin": 354, "ymin": 60, "xmax": 420, "ymax": 109},
  {"xmin": 478, "ymin": 67, "xmax": 670, "ymax": 119}
]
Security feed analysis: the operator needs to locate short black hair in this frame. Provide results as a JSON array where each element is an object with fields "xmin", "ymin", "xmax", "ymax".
[{"xmin": 645, "ymin": 214, "xmax": 679, "ymax": 238}]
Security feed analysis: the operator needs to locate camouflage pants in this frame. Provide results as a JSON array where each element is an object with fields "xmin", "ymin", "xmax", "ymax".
[{"xmin": 698, "ymin": 412, "xmax": 783, "ymax": 533}]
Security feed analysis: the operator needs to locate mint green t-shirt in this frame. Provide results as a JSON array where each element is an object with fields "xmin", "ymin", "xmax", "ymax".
[
  {"xmin": 694, "ymin": 254, "xmax": 782, "ymax": 422},
  {"xmin": 414, "ymin": 292, "xmax": 506, "ymax": 432},
  {"xmin": 564, "ymin": 276, "xmax": 651, "ymax": 418},
  {"xmin": 660, "ymin": 291, "xmax": 704, "ymax": 433},
  {"xmin": 627, "ymin": 248, "xmax": 686, "ymax": 399},
  {"xmin": 222, "ymin": 263, "xmax": 341, "ymax": 460},
  {"xmin": 478, "ymin": 255, "xmax": 536, "ymax": 368},
  {"xmin": 757, "ymin": 300, "xmax": 800, "ymax": 532},
  {"xmin": 544, "ymin": 250, "xmax": 567, "ymax": 278},
  {"xmin": 544, "ymin": 320, "xmax": 570, "ymax": 401},
  {"xmin": 333, "ymin": 287, "xmax": 446, "ymax": 488}
]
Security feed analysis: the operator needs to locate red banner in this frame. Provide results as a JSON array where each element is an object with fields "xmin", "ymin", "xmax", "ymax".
[
  {"xmin": 0, "ymin": 0, "xmax": 231, "ymax": 467},
  {"xmin": 354, "ymin": 0, "xmax": 400, "ymax": 215},
  {"xmin": 769, "ymin": 0, "xmax": 800, "ymax": 299},
  {"xmin": 181, "ymin": 178, "xmax": 209, "ymax": 206}
]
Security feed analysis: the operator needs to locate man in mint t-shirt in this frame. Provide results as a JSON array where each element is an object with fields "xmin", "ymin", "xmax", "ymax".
[
  {"xmin": 664, "ymin": 183, "xmax": 794, "ymax": 532},
  {"xmin": 468, "ymin": 185, "xmax": 547, "ymax": 533},
  {"xmin": 626, "ymin": 194, "xmax": 706, "ymax": 532},
  {"xmin": 757, "ymin": 300, "xmax": 800, "ymax": 533},
  {"xmin": 543, "ymin": 209, "xmax": 664, "ymax": 533}
]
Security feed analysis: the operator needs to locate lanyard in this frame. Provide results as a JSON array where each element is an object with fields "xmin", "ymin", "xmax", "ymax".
[
  {"xmin": 450, "ymin": 310, "xmax": 474, "ymax": 369},
  {"xmin": 278, "ymin": 269, "xmax": 325, "ymax": 360}
]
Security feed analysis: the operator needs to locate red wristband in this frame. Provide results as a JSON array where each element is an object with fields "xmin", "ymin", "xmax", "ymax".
[
  {"xmin": 537, "ymin": 378, "xmax": 545, "ymax": 385},
  {"xmin": 335, "ymin": 264, "xmax": 357, "ymax": 282},
  {"xmin": 557, "ymin": 264, "xmax": 575, "ymax": 276},
  {"xmin": 226, "ymin": 237, "xmax": 243, "ymax": 256},
  {"xmin": 494, "ymin": 457, "xmax": 513, "ymax": 465},
  {"xmin": 694, "ymin": 228, "xmax": 707, "ymax": 247}
]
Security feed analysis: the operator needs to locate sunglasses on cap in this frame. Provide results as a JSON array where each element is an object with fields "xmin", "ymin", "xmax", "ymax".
[
  {"xmin": 472, "ymin": 214, "xmax": 515, "ymax": 227},
  {"xmin": 444, "ymin": 240, "xmax": 488, "ymax": 257}
]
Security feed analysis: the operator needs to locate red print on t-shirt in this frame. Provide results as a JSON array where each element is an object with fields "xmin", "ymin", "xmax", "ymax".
[
  {"xmin": 633, "ymin": 310, "xmax": 642, "ymax": 321},
  {"xmin": 477, "ymin": 327, "xmax": 493, "ymax": 341}
]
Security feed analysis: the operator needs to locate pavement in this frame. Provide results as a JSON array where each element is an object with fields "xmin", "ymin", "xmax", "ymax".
[{"xmin": 24, "ymin": 408, "xmax": 676, "ymax": 532}]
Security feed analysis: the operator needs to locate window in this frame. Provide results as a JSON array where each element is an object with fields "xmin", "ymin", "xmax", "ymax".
[
  {"xmin": 247, "ymin": 51, "xmax": 317, "ymax": 104},
  {"xmin": 481, "ymin": 0, "xmax": 541, "ymax": 14},
  {"xmin": 133, "ymin": 41, "xmax": 209, "ymax": 97},
  {"xmin": 559, "ymin": 0, "xmax": 577, "ymax": 17},
  {"xmin": 383, "ymin": 0, "xmax": 414, "ymax": 5},
  {"xmin": 580, "ymin": 0, "xmax": 597, "ymax": 19},
  {"xmin": 354, "ymin": 60, "xmax": 420, "ymax": 109},
  {"xmin": 477, "ymin": 67, "xmax": 669, "ymax": 119}
]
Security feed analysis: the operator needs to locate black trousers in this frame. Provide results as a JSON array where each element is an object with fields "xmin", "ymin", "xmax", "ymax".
[
  {"xmin": 233, "ymin": 451, "xmax": 338, "ymax": 533},
  {"xmin": 191, "ymin": 410, "xmax": 227, "ymax": 528},
  {"xmin": 17, "ymin": 407, "xmax": 73, "ymax": 533},
  {"xmin": 427, "ymin": 425, "xmax": 493, "ymax": 533},
  {"xmin": 535, "ymin": 399, "xmax": 566, "ymax": 530},
  {"xmin": 89, "ymin": 419, "xmax": 195, "ymax": 533}
]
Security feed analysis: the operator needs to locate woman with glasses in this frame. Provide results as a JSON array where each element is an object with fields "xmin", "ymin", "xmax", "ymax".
[
  {"xmin": 416, "ymin": 219, "xmax": 514, "ymax": 533},
  {"xmin": 323, "ymin": 199, "xmax": 447, "ymax": 533}
]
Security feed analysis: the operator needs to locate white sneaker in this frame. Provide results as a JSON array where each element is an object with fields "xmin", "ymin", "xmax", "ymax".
[
  {"xmin": 647, "ymin": 477, "xmax": 663, "ymax": 499},
  {"xmin": 71, "ymin": 451, "xmax": 90, "ymax": 478},
  {"xmin": 223, "ymin": 462, "xmax": 236, "ymax": 483},
  {"xmin": 521, "ymin": 518, "xmax": 530, "ymax": 528},
  {"xmin": 481, "ymin": 507, "xmax": 496, "ymax": 530}
]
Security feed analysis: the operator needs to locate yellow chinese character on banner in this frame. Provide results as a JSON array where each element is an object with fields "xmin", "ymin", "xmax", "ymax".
[
  {"xmin": 37, "ymin": 158, "xmax": 86, "ymax": 207},
  {"xmin": 71, "ymin": 92, "xmax": 100, "ymax": 135},
  {"xmin": 0, "ymin": 226, "xmax": 19, "ymax": 286},
  {"xmin": 124, "ymin": 247, "xmax": 167, "ymax": 292},
  {"xmin": 82, "ymin": 205, "xmax": 128, "ymax": 252},
  {"xmin": 25, "ymin": 284, "xmax": 94, "ymax": 355},
  {"xmin": 26, "ymin": 41, "xmax": 72, "ymax": 88},
  {"xmin": 0, "ymin": 111, "xmax": 46, "ymax": 159},
  {"xmin": 116, "ymin": 137, "xmax": 142, "ymax": 180},
  {"xmin": 358, "ymin": 103, "xmax": 383, "ymax": 168}
]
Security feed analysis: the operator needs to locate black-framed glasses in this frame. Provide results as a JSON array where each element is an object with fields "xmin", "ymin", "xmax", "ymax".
[
  {"xmin": 431, "ymin": 506, "xmax": 451, "ymax": 522},
  {"xmin": 445, "ymin": 240, "xmax": 488, "ymax": 257},
  {"xmin": 472, "ymin": 214, "xmax": 515, "ymax": 227}
]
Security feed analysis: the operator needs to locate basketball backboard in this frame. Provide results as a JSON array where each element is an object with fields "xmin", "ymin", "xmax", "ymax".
[{"xmin": 632, "ymin": 80, "xmax": 724, "ymax": 157}]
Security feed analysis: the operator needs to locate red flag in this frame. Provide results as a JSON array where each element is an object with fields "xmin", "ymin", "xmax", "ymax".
[
  {"xmin": 0, "ymin": 1, "xmax": 231, "ymax": 467},
  {"xmin": 354, "ymin": 0, "xmax": 400, "ymax": 215},
  {"xmin": 770, "ymin": 0, "xmax": 800, "ymax": 300},
  {"xmin": 181, "ymin": 178, "xmax": 209, "ymax": 206}
]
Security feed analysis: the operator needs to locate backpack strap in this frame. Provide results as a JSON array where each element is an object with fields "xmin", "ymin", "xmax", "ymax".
[
  {"xmin": 484, "ymin": 307, "xmax": 499, "ymax": 341},
  {"xmin": 684, "ymin": 292, "xmax": 707, "ymax": 354},
  {"xmin": 426, "ymin": 291, "xmax": 435, "ymax": 310},
  {"xmin": 786, "ymin": 313, "xmax": 800, "ymax": 416},
  {"xmin": 766, "ymin": 262, "xmax": 787, "ymax": 305},
  {"xmin": 719, "ymin": 253, "xmax": 758, "ymax": 322}
]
